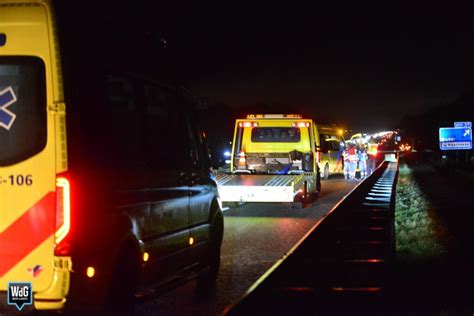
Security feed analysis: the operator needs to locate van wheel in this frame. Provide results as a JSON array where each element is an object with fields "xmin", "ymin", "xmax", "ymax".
[
  {"xmin": 105, "ymin": 245, "xmax": 139, "ymax": 316},
  {"xmin": 323, "ymin": 164, "xmax": 329, "ymax": 180},
  {"xmin": 197, "ymin": 212, "xmax": 223, "ymax": 294}
]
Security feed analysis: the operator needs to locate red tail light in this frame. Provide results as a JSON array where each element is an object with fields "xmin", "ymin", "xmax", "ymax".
[
  {"xmin": 238, "ymin": 151, "xmax": 246, "ymax": 164},
  {"xmin": 237, "ymin": 151, "xmax": 247, "ymax": 169},
  {"xmin": 55, "ymin": 176, "xmax": 71, "ymax": 255}
]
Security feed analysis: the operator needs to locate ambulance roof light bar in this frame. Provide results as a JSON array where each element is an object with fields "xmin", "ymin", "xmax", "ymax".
[{"xmin": 246, "ymin": 114, "xmax": 303, "ymax": 119}]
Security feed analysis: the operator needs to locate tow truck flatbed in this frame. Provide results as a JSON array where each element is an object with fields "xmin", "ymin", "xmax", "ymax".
[{"xmin": 216, "ymin": 173, "xmax": 308, "ymax": 203}]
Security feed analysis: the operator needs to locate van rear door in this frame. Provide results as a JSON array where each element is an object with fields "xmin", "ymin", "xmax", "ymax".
[{"xmin": 0, "ymin": 3, "xmax": 58, "ymax": 293}]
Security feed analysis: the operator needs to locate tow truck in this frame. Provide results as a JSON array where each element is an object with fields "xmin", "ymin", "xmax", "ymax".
[{"xmin": 216, "ymin": 114, "xmax": 322, "ymax": 204}]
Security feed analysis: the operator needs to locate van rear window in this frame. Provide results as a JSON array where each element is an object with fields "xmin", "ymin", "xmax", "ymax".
[
  {"xmin": 0, "ymin": 57, "xmax": 46, "ymax": 166},
  {"xmin": 251, "ymin": 127, "xmax": 301, "ymax": 143}
]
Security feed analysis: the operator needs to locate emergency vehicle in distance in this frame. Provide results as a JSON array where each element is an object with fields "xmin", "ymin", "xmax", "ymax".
[
  {"xmin": 217, "ymin": 114, "xmax": 333, "ymax": 204},
  {"xmin": 0, "ymin": 1, "xmax": 223, "ymax": 314},
  {"xmin": 316, "ymin": 125, "xmax": 345, "ymax": 179}
]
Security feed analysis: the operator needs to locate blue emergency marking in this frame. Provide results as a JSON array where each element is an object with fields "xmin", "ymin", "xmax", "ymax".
[{"xmin": 0, "ymin": 87, "xmax": 17, "ymax": 130}]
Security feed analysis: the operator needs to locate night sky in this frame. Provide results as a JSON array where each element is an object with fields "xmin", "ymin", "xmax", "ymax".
[{"xmin": 148, "ymin": 3, "xmax": 474, "ymax": 131}]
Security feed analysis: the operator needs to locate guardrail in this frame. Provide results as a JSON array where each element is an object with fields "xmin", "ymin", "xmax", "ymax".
[{"xmin": 224, "ymin": 160, "xmax": 399, "ymax": 315}]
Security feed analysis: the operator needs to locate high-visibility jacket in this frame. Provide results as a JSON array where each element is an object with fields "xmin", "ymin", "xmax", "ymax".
[{"xmin": 348, "ymin": 147, "xmax": 358, "ymax": 162}]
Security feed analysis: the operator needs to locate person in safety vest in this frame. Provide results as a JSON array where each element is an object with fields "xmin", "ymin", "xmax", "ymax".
[
  {"xmin": 347, "ymin": 143, "xmax": 359, "ymax": 180},
  {"xmin": 342, "ymin": 144, "xmax": 350, "ymax": 180},
  {"xmin": 358, "ymin": 145, "xmax": 368, "ymax": 178}
]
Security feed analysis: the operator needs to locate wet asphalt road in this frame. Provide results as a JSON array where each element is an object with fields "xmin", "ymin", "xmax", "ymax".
[{"xmin": 135, "ymin": 176, "xmax": 357, "ymax": 316}]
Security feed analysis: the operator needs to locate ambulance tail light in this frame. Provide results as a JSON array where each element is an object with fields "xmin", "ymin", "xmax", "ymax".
[{"xmin": 55, "ymin": 176, "xmax": 71, "ymax": 255}]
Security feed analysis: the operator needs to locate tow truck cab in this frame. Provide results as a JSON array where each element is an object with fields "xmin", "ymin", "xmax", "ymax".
[
  {"xmin": 217, "ymin": 114, "xmax": 320, "ymax": 204},
  {"xmin": 231, "ymin": 115, "xmax": 344, "ymax": 179},
  {"xmin": 231, "ymin": 114, "xmax": 317, "ymax": 175}
]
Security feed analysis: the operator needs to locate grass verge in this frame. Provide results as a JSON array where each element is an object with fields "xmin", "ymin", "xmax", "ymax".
[{"xmin": 395, "ymin": 164, "xmax": 449, "ymax": 262}]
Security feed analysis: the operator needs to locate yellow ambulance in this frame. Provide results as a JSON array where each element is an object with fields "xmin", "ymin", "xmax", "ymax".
[
  {"xmin": 0, "ymin": 0, "xmax": 71, "ymax": 311},
  {"xmin": 316, "ymin": 125, "xmax": 345, "ymax": 179}
]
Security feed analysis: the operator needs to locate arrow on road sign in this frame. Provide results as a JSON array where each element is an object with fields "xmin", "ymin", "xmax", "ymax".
[
  {"xmin": 0, "ymin": 87, "xmax": 17, "ymax": 130},
  {"xmin": 464, "ymin": 129, "xmax": 470, "ymax": 137}
]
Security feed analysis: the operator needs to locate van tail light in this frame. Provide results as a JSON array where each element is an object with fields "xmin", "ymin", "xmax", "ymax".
[
  {"xmin": 237, "ymin": 151, "xmax": 247, "ymax": 169},
  {"xmin": 55, "ymin": 176, "xmax": 71, "ymax": 255}
]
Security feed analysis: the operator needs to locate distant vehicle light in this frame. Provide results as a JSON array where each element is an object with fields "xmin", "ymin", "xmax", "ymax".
[
  {"xmin": 399, "ymin": 143, "xmax": 412, "ymax": 152},
  {"xmin": 143, "ymin": 252, "xmax": 149, "ymax": 262},
  {"xmin": 224, "ymin": 151, "xmax": 231, "ymax": 157},
  {"xmin": 86, "ymin": 266, "xmax": 95, "ymax": 278},
  {"xmin": 189, "ymin": 237, "xmax": 194, "ymax": 245}
]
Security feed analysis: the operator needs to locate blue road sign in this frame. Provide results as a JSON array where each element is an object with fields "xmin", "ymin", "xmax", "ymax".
[
  {"xmin": 439, "ymin": 127, "xmax": 472, "ymax": 150},
  {"xmin": 454, "ymin": 121, "xmax": 472, "ymax": 128}
]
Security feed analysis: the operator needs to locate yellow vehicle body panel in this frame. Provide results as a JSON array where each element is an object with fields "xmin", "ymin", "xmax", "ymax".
[
  {"xmin": 238, "ymin": 119, "xmax": 313, "ymax": 154},
  {"xmin": 0, "ymin": 0, "xmax": 70, "ymax": 310},
  {"xmin": 231, "ymin": 116, "xmax": 318, "ymax": 173}
]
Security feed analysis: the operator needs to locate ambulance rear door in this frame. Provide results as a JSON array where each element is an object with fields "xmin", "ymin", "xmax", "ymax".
[{"xmin": 0, "ymin": 2, "xmax": 59, "ymax": 293}]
